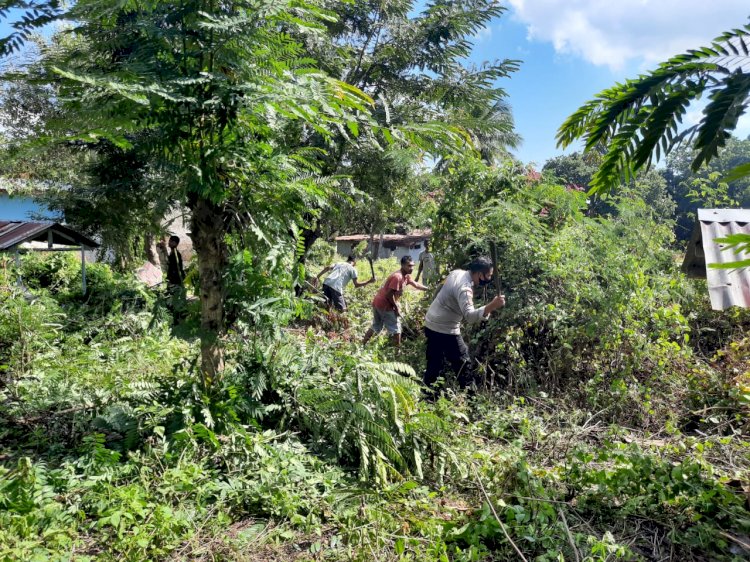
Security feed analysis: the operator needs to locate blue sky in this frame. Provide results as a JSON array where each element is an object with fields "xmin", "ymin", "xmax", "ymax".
[
  {"xmin": 467, "ymin": 1, "xmax": 750, "ymax": 167},
  {"xmin": 1, "ymin": 1, "xmax": 749, "ymax": 168},
  {"xmin": 469, "ymin": 17, "xmax": 622, "ymax": 166}
]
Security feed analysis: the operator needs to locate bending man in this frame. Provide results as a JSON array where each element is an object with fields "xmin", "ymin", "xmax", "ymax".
[
  {"xmin": 423, "ymin": 256, "xmax": 505, "ymax": 391},
  {"xmin": 362, "ymin": 255, "xmax": 428, "ymax": 347},
  {"xmin": 318, "ymin": 255, "xmax": 373, "ymax": 312}
]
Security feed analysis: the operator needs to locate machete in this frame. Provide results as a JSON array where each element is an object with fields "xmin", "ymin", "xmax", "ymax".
[
  {"xmin": 367, "ymin": 255, "xmax": 376, "ymax": 282},
  {"xmin": 489, "ymin": 241, "xmax": 503, "ymax": 296}
]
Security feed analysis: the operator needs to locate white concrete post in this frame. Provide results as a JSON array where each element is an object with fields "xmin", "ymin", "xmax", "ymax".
[
  {"xmin": 81, "ymin": 246, "xmax": 87, "ymax": 295},
  {"xmin": 14, "ymin": 247, "xmax": 22, "ymax": 286}
]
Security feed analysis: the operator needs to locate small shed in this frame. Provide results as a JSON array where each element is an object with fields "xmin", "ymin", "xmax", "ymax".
[
  {"xmin": 0, "ymin": 221, "xmax": 99, "ymax": 294},
  {"xmin": 335, "ymin": 229, "xmax": 431, "ymax": 262},
  {"xmin": 682, "ymin": 209, "xmax": 750, "ymax": 310}
]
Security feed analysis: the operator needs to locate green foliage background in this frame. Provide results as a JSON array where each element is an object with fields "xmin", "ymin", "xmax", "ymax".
[
  {"xmin": 1, "ymin": 4, "xmax": 750, "ymax": 562},
  {"xmin": 2, "ymin": 187, "xmax": 749, "ymax": 560}
]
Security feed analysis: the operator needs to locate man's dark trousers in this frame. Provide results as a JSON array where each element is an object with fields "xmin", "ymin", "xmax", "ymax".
[{"xmin": 423, "ymin": 327, "xmax": 474, "ymax": 389}]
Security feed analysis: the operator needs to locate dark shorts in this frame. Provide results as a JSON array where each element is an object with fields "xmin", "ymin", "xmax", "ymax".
[{"xmin": 323, "ymin": 284, "xmax": 347, "ymax": 312}]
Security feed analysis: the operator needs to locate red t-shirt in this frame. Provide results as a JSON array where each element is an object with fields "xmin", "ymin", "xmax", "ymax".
[{"xmin": 373, "ymin": 271, "xmax": 411, "ymax": 311}]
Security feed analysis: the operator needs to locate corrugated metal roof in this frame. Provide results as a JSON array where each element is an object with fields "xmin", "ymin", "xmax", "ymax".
[
  {"xmin": 336, "ymin": 229, "xmax": 431, "ymax": 246},
  {"xmin": 0, "ymin": 221, "xmax": 99, "ymax": 250},
  {"xmin": 682, "ymin": 209, "xmax": 750, "ymax": 310}
]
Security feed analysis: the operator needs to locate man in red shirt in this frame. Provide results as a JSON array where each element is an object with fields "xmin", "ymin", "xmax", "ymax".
[{"xmin": 362, "ymin": 255, "xmax": 428, "ymax": 347}]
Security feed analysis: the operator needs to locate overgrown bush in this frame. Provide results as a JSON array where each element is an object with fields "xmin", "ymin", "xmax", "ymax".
[
  {"xmin": 431, "ymin": 158, "xmax": 750, "ymax": 432},
  {"xmin": 2, "ymin": 201, "xmax": 749, "ymax": 561}
]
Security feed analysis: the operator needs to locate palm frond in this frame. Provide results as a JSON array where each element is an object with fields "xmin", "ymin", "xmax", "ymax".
[{"xmin": 558, "ymin": 23, "xmax": 750, "ymax": 194}]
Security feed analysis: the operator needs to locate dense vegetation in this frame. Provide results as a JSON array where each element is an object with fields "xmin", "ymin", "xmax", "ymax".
[
  {"xmin": 2, "ymin": 173, "xmax": 750, "ymax": 560},
  {"xmin": 1, "ymin": 2, "xmax": 750, "ymax": 560}
]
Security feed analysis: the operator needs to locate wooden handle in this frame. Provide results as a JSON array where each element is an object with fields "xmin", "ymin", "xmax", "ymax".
[{"xmin": 489, "ymin": 241, "xmax": 502, "ymax": 295}]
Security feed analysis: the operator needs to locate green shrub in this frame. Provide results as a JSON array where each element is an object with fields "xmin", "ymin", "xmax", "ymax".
[{"xmin": 19, "ymin": 252, "xmax": 80, "ymax": 293}]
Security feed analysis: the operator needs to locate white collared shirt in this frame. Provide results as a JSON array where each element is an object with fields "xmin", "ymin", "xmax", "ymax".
[{"xmin": 425, "ymin": 269, "xmax": 486, "ymax": 335}]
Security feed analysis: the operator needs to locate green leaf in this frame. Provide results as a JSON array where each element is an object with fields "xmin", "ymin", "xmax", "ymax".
[
  {"xmin": 395, "ymin": 538, "xmax": 405, "ymax": 554},
  {"xmin": 708, "ymin": 257, "xmax": 750, "ymax": 269},
  {"xmin": 721, "ymin": 162, "xmax": 750, "ymax": 182}
]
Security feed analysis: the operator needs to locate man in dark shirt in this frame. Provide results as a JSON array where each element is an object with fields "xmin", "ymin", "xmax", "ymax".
[{"xmin": 165, "ymin": 235, "xmax": 185, "ymax": 287}]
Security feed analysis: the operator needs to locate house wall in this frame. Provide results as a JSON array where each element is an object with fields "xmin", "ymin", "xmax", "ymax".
[
  {"xmin": 392, "ymin": 242, "xmax": 424, "ymax": 262},
  {"xmin": 377, "ymin": 244, "xmax": 393, "ymax": 259},
  {"xmin": 335, "ymin": 241, "xmax": 354, "ymax": 258},
  {"xmin": 336, "ymin": 240, "xmax": 426, "ymax": 261}
]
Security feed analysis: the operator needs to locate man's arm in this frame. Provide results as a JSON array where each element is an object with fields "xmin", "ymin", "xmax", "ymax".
[
  {"xmin": 353, "ymin": 277, "xmax": 374, "ymax": 288},
  {"xmin": 407, "ymin": 278, "xmax": 428, "ymax": 291},
  {"xmin": 317, "ymin": 265, "xmax": 333, "ymax": 280},
  {"xmin": 457, "ymin": 286, "xmax": 487, "ymax": 324},
  {"xmin": 485, "ymin": 295, "xmax": 506, "ymax": 315},
  {"xmin": 178, "ymin": 251, "xmax": 186, "ymax": 279},
  {"xmin": 459, "ymin": 287, "xmax": 505, "ymax": 324},
  {"xmin": 385, "ymin": 288, "xmax": 401, "ymax": 316}
]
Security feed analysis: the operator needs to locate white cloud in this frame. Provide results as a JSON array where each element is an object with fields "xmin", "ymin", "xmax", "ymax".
[
  {"xmin": 508, "ymin": 0, "xmax": 750, "ymax": 71},
  {"xmin": 471, "ymin": 24, "xmax": 494, "ymax": 44}
]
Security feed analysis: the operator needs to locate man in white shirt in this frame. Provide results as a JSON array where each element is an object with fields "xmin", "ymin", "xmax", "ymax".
[
  {"xmin": 415, "ymin": 240, "xmax": 438, "ymax": 285},
  {"xmin": 423, "ymin": 256, "xmax": 505, "ymax": 392},
  {"xmin": 317, "ymin": 255, "xmax": 373, "ymax": 312}
]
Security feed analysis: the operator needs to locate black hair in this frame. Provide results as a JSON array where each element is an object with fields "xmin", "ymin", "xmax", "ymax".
[
  {"xmin": 169, "ymin": 235, "xmax": 180, "ymax": 244},
  {"xmin": 400, "ymin": 255, "xmax": 414, "ymax": 265},
  {"xmin": 468, "ymin": 256, "xmax": 493, "ymax": 274},
  {"xmin": 347, "ymin": 255, "xmax": 356, "ymax": 262}
]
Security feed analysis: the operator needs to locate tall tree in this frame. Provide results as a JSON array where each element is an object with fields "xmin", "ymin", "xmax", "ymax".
[
  {"xmin": 1, "ymin": 0, "xmax": 373, "ymax": 378},
  {"xmin": 294, "ymin": 0, "xmax": 520, "ymax": 251},
  {"xmin": 542, "ymin": 152, "xmax": 597, "ymax": 187},
  {"xmin": 542, "ymin": 152, "xmax": 675, "ymax": 220}
]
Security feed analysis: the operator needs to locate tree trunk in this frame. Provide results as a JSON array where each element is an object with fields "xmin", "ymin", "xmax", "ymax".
[
  {"xmin": 143, "ymin": 233, "xmax": 159, "ymax": 266},
  {"xmin": 368, "ymin": 229, "xmax": 375, "ymax": 259},
  {"xmin": 189, "ymin": 195, "xmax": 227, "ymax": 384},
  {"xmin": 300, "ymin": 219, "xmax": 321, "ymax": 264},
  {"xmin": 374, "ymin": 230, "xmax": 384, "ymax": 259}
]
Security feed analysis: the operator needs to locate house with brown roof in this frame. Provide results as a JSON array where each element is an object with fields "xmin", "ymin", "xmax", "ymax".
[
  {"xmin": 335, "ymin": 229, "xmax": 431, "ymax": 262},
  {"xmin": 0, "ymin": 220, "xmax": 99, "ymax": 294}
]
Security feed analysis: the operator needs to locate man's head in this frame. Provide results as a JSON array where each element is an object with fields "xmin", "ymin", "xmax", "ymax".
[
  {"xmin": 400, "ymin": 255, "xmax": 415, "ymax": 275},
  {"xmin": 168, "ymin": 235, "xmax": 180, "ymax": 249},
  {"xmin": 468, "ymin": 256, "xmax": 493, "ymax": 287},
  {"xmin": 347, "ymin": 255, "xmax": 357, "ymax": 265},
  {"xmin": 423, "ymin": 240, "xmax": 430, "ymax": 251}
]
